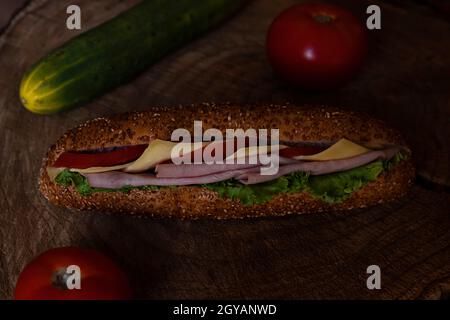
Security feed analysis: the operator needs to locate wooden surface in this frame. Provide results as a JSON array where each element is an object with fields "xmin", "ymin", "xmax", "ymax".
[
  {"xmin": 0, "ymin": 0, "xmax": 449, "ymax": 299},
  {"xmin": 0, "ymin": 0, "xmax": 28, "ymax": 33}
]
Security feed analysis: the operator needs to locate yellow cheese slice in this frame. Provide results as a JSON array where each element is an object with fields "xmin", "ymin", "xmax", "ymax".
[
  {"xmin": 54, "ymin": 138, "xmax": 370, "ymax": 176},
  {"xmin": 47, "ymin": 167, "xmax": 65, "ymax": 181},
  {"xmin": 295, "ymin": 138, "xmax": 370, "ymax": 161},
  {"xmin": 69, "ymin": 139, "xmax": 205, "ymax": 174},
  {"xmin": 225, "ymin": 145, "xmax": 288, "ymax": 162},
  {"xmin": 71, "ymin": 164, "xmax": 129, "ymax": 174},
  {"xmin": 123, "ymin": 139, "xmax": 204, "ymax": 173}
]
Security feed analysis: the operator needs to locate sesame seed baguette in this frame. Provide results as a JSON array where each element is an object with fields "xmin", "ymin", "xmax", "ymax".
[{"xmin": 39, "ymin": 103, "xmax": 415, "ymax": 219}]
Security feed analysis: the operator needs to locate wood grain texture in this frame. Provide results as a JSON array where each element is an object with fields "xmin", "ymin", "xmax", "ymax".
[
  {"xmin": 0, "ymin": 0, "xmax": 449, "ymax": 299},
  {"xmin": 0, "ymin": 0, "xmax": 28, "ymax": 32}
]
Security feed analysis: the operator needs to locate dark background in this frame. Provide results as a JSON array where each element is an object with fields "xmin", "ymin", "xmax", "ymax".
[
  {"xmin": 0, "ymin": 0, "xmax": 28, "ymax": 31},
  {"xmin": 0, "ymin": 0, "xmax": 449, "ymax": 299}
]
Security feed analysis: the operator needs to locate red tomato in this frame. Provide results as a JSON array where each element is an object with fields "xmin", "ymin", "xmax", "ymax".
[
  {"xmin": 53, "ymin": 144, "xmax": 148, "ymax": 169},
  {"xmin": 279, "ymin": 145, "xmax": 327, "ymax": 158},
  {"xmin": 15, "ymin": 247, "xmax": 132, "ymax": 300},
  {"xmin": 266, "ymin": 3, "xmax": 368, "ymax": 89}
]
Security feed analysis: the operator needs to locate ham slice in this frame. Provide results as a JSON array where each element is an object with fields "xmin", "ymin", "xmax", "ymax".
[
  {"xmin": 155, "ymin": 156, "xmax": 298, "ymax": 178},
  {"xmin": 83, "ymin": 147, "xmax": 399, "ymax": 188},
  {"xmin": 84, "ymin": 167, "xmax": 261, "ymax": 189},
  {"xmin": 237, "ymin": 147, "xmax": 399, "ymax": 185}
]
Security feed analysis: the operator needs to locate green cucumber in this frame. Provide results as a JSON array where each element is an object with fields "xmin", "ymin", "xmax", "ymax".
[{"xmin": 20, "ymin": 0, "xmax": 247, "ymax": 114}]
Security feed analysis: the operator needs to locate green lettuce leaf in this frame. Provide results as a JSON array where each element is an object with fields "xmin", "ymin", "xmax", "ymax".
[
  {"xmin": 384, "ymin": 151, "xmax": 406, "ymax": 171},
  {"xmin": 287, "ymin": 171, "xmax": 310, "ymax": 193},
  {"xmin": 307, "ymin": 160, "xmax": 384, "ymax": 204},
  {"xmin": 204, "ymin": 171, "xmax": 309, "ymax": 205},
  {"xmin": 204, "ymin": 177, "xmax": 289, "ymax": 206},
  {"xmin": 55, "ymin": 152, "xmax": 406, "ymax": 205},
  {"xmin": 55, "ymin": 169, "xmax": 159, "ymax": 196}
]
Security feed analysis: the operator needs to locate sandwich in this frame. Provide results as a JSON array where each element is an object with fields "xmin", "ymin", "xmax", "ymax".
[{"xmin": 39, "ymin": 103, "xmax": 415, "ymax": 219}]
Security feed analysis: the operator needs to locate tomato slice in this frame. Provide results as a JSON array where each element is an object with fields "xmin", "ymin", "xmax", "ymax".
[
  {"xmin": 279, "ymin": 145, "xmax": 327, "ymax": 158},
  {"xmin": 53, "ymin": 144, "xmax": 148, "ymax": 169},
  {"xmin": 53, "ymin": 143, "xmax": 327, "ymax": 169}
]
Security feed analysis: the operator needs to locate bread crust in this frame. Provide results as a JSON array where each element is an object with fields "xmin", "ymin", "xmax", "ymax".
[{"xmin": 39, "ymin": 103, "xmax": 415, "ymax": 219}]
